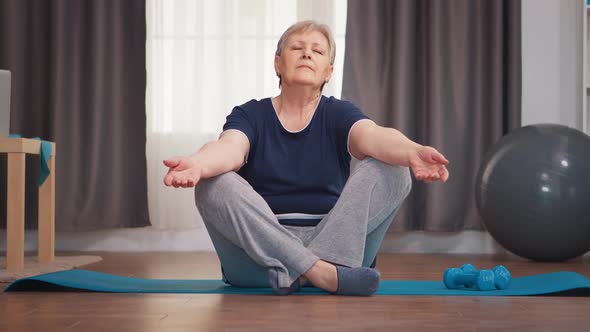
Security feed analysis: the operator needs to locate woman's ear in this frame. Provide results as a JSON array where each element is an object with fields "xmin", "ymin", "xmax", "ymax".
[
  {"xmin": 274, "ymin": 55, "xmax": 281, "ymax": 77},
  {"xmin": 325, "ymin": 64, "xmax": 334, "ymax": 83}
]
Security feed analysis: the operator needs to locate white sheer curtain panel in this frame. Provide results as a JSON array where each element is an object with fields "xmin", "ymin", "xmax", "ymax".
[{"xmin": 146, "ymin": 0, "xmax": 348, "ymax": 229}]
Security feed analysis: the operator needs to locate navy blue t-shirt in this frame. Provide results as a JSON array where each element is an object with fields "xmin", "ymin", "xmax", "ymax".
[{"xmin": 222, "ymin": 96, "xmax": 370, "ymax": 226}]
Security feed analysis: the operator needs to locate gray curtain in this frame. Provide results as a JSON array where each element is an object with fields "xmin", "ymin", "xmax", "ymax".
[
  {"xmin": 0, "ymin": 0, "xmax": 150, "ymax": 231},
  {"xmin": 343, "ymin": 0, "xmax": 521, "ymax": 231}
]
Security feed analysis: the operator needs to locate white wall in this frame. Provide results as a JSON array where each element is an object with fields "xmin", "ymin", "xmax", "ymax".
[
  {"xmin": 2, "ymin": 1, "xmax": 585, "ymax": 254},
  {"xmin": 521, "ymin": 0, "xmax": 583, "ymax": 129}
]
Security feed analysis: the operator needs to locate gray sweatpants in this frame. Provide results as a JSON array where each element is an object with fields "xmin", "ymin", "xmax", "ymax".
[{"xmin": 194, "ymin": 158, "xmax": 412, "ymax": 288}]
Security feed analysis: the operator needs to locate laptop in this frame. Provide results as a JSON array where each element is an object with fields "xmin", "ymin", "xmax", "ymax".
[{"xmin": 0, "ymin": 69, "xmax": 10, "ymax": 137}]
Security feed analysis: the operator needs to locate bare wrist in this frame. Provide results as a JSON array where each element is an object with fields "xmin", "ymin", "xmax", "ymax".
[{"xmin": 405, "ymin": 143, "xmax": 423, "ymax": 166}]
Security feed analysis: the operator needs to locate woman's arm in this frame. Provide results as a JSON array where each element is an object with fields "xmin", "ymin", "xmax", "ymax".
[
  {"xmin": 189, "ymin": 130, "xmax": 250, "ymax": 179},
  {"xmin": 163, "ymin": 130, "xmax": 249, "ymax": 188},
  {"xmin": 349, "ymin": 120, "xmax": 449, "ymax": 183},
  {"xmin": 349, "ymin": 120, "xmax": 421, "ymax": 166}
]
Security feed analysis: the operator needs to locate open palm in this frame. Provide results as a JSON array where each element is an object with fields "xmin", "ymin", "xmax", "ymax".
[
  {"xmin": 408, "ymin": 146, "xmax": 450, "ymax": 183},
  {"xmin": 163, "ymin": 157, "xmax": 202, "ymax": 188}
]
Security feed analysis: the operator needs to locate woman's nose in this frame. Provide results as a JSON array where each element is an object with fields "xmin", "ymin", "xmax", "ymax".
[{"xmin": 302, "ymin": 48, "xmax": 312, "ymax": 59}]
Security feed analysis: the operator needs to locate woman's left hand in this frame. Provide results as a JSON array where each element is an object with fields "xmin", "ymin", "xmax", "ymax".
[{"xmin": 408, "ymin": 146, "xmax": 450, "ymax": 183}]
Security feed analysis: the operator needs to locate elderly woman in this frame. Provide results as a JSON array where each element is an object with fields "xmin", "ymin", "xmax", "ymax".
[{"xmin": 163, "ymin": 20, "xmax": 449, "ymax": 296}]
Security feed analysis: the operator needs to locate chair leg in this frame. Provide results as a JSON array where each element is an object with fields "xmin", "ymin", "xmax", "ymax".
[
  {"xmin": 7, "ymin": 153, "xmax": 25, "ymax": 271},
  {"xmin": 38, "ymin": 154, "xmax": 55, "ymax": 264}
]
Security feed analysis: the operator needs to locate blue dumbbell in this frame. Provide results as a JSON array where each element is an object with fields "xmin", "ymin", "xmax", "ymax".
[
  {"xmin": 444, "ymin": 267, "xmax": 495, "ymax": 290},
  {"xmin": 460, "ymin": 264, "xmax": 511, "ymax": 289},
  {"xmin": 443, "ymin": 264, "xmax": 478, "ymax": 287},
  {"xmin": 492, "ymin": 265, "xmax": 511, "ymax": 289},
  {"xmin": 443, "ymin": 264, "xmax": 511, "ymax": 290}
]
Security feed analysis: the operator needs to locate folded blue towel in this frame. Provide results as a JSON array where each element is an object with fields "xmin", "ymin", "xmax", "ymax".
[{"xmin": 5, "ymin": 269, "xmax": 590, "ymax": 296}]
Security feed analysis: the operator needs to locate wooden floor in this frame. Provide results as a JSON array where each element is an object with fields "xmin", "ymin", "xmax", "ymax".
[{"xmin": 1, "ymin": 252, "xmax": 590, "ymax": 331}]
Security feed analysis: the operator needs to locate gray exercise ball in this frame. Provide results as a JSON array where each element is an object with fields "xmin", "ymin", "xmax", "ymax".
[{"xmin": 475, "ymin": 124, "xmax": 590, "ymax": 261}]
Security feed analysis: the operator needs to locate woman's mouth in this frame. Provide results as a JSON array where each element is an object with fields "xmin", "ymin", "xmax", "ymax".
[{"xmin": 297, "ymin": 65, "xmax": 314, "ymax": 71}]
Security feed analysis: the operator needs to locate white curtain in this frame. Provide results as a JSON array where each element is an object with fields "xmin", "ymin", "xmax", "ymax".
[{"xmin": 146, "ymin": 0, "xmax": 348, "ymax": 229}]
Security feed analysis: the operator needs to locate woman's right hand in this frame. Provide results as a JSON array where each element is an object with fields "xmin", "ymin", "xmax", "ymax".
[{"xmin": 163, "ymin": 157, "xmax": 202, "ymax": 188}]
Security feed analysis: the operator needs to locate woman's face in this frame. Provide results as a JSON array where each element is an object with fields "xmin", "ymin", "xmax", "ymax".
[{"xmin": 275, "ymin": 30, "xmax": 334, "ymax": 90}]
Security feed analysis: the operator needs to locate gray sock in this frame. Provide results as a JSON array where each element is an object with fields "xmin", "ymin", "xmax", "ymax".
[
  {"xmin": 334, "ymin": 266, "xmax": 380, "ymax": 296},
  {"xmin": 267, "ymin": 268, "xmax": 300, "ymax": 296}
]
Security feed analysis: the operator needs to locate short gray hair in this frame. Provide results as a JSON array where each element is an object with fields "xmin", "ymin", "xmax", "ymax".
[
  {"xmin": 275, "ymin": 20, "xmax": 336, "ymax": 90},
  {"xmin": 275, "ymin": 20, "xmax": 336, "ymax": 64}
]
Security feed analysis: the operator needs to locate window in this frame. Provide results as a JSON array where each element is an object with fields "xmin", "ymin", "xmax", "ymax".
[{"xmin": 145, "ymin": 0, "xmax": 348, "ymax": 229}]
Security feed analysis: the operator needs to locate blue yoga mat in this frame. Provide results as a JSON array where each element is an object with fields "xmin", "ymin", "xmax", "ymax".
[{"xmin": 5, "ymin": 269, "xmax": 590, "ymax": 295}]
